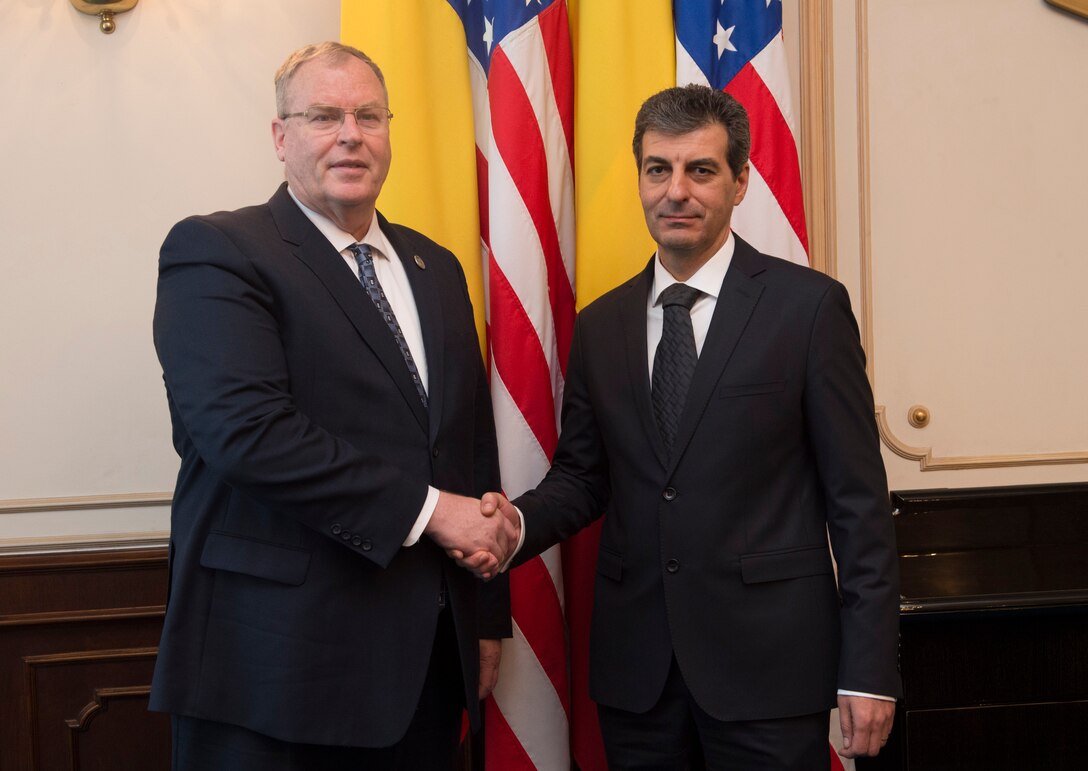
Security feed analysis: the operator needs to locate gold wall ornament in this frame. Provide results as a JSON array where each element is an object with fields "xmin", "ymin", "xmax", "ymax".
[
  {"xmin": 70, "ymin": 0, "xmax": 139, "ymax": 35},
  {"xmin": 1046, "ymin": 0, "xmax": 1088, "ymax": 21},
  {"xmin": 874, "ymin": 406, "xmax": 1088, "ymax": 471},
  {"xmin": 907, "ymin": 405, "xmax": 930, "ymax": 429}
]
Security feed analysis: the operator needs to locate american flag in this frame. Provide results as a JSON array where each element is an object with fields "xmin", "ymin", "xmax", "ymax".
[
  {"xmin": 446, "ymin": 1, "xmax": 576, "ymax": 769},
  {"xmin": 675, "ymin": 0, "xmax": 809, "ymax": 265}
]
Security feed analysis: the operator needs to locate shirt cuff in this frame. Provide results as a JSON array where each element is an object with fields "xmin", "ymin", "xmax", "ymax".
[
  {"xmin": 497, "ymin": 505, "xmax": 527, "ymax": 573},
  {"xmin": 837, "ymin": 690, "xmax": 896, "ymax": 702},
  {"xmin": 402, "ymin": 486, "xmax": 440, "ymax": 547}
]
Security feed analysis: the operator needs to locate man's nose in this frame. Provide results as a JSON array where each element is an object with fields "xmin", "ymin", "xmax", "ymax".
[
  {"xmin": 665, "ymin": 173, "xmax": 690, "ymax": 201},
  {"xmin": 338, "ymin": 112, "xmax": 365, "ymax": 142}
]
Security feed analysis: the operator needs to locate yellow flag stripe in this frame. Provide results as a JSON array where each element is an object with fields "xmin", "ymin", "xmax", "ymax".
[
  {"xmin": 570, "ymin": 0, "xmax": 674, "ymax": 307},
  {"xmin": 341, "ymin": 2, "xmax": 485, "ymax": 342}
]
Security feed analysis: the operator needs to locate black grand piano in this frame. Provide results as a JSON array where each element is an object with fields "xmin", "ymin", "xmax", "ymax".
[{"xmin": 857, "ymin": 482, "xmax": 1088, "ymax": 771}]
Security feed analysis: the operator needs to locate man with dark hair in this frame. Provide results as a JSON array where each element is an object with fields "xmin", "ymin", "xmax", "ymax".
[
  {"xmin": 152, "ymin": 42, "xmax": 517, "ymax": 769},
  {"xmin": 475, "ymin": 84, "xmax": 900, "ymax": 769}
]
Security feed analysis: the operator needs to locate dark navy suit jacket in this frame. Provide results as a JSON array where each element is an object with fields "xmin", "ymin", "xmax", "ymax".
[
  {"xmin": 151, "ymin": 183, "xmax": 508, "ymax": 746},
  {"xmin": 514, "ymin": 235, "xmax": 900, "ymax": 720}
]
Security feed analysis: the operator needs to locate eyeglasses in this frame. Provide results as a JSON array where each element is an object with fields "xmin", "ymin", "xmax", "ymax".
[{"xmin": 281, "ymin": 105, "xmax": 393, "ymax": 135}]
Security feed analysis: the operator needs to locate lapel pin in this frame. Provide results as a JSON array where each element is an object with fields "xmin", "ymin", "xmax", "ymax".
[{"xmin": 413, "ymin": 255, "xmax": 426, "ymax": 270}]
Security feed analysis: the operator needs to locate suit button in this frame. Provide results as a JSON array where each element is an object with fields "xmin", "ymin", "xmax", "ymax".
[
  {"xmin": 662, "ymin": 487, "xmax": 677, "ymax": 501},
  {"xmin": 340, "ymin": 530, "xmax": 352, "ymax": 541},
  {"xmin": 361, "ymin": 539, "xmax": 373, "ymax": 551},
  {"xmin": 352, "ymin": 535, "xmax": 362, "ymax": 547},
  {"xmin": 666, "ymin": 559, "xmax": 680, "ymax": 573},
  {"xmin": 432, "ymin": 447, "xmax": 440, "ymax": 458},
  {"xmin": 331, "ymin": 523, "xmax": 343, "ymax": 535}
]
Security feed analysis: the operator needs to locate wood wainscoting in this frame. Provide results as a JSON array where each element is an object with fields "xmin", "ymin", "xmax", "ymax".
[
  {"xmin": 0, "ymin": 546, "xmax": 170, "ymax": 770},
  {"xmin": 0, "ymin": 544, "xmax": 477, "ymax": 770}
]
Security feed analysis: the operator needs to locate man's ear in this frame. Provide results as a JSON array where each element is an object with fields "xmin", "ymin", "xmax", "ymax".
[
  {"xmin": 733, "ymin": 162, "xmax": 750, "ymax": 205},
  {"xmin": 272, "ymin": 119, "xmax": 287, "ymax": 162}
]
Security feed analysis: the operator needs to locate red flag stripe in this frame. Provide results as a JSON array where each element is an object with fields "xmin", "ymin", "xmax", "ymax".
[
  {"xmin": 476, "ymin": 147, "xmax": 490, "ymax": 248},
  {"xmin": 830, "ymin": 744, "xmax": 846, "ymax": 771},
  {"xmin": 725, "ymin": 62, "xmax": 809, "ymax": 252},
  {"xmin": 488, "ymin": 258, "xmax": 559, "ymax": 457},
  {"xmin": 488, "ymin": 47, "xmax": 576, "ymax": 374},
  {"xmin": 509, "ymin": 557, "xmax": 571, "ymax": 714},
  {"xmin": 484, "ymin": 700, "xmax": 538, "ymax": 771},
  {"xmin": 538, "ymin": 1, "xmax": 576, "ymax": 177}
]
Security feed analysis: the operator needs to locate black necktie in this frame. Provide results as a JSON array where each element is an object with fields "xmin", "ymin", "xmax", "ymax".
[
  {"xmin": 349, "ymin": 243, "xmax": 428, "ymax": 407},
  {"xmin": 652, "ymin": 283, "xmax": 701, "ymax": 457}
]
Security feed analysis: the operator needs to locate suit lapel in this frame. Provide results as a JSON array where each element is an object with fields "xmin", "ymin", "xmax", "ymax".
[
  {"xmin": 378, "ymin": 213, "xmax": 445, "ymax": 443},
  {"xmin": 269, "ymin": 186, "xmax": 429, "ymax": 433},
  {"xmin": 621, "ymin": 259, "xmax": 670, "ymax": 469},
  {"xmin": 668, "ymin": 236, "xmax": 766, "ymax": 472}
]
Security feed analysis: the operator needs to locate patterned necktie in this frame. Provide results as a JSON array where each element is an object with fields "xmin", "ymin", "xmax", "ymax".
[
  {"xmin": 651, "ymin": 283, "xmax": 702, "ymax": 457},
  {"xmin": 349, "ymin": 243, "xmax": 428, "ymax": 407}
]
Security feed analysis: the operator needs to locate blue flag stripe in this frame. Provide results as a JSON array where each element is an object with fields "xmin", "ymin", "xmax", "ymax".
[
  {"xmin": 448, "ymin": 0, "xmax": 560, "ymax": 73},
  {"xmin": 674, "ymin": 0, "xmax": 782, "ymax": 89}
]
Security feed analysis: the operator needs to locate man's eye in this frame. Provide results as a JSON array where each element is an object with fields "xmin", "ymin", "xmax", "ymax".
[{"xmin": 310, "ymin": 110, "xmax": 339, "ymax": 123}]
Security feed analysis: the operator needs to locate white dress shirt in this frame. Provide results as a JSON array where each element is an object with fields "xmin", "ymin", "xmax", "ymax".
[{"xmin": 647, "ymin": 232, "xmax": 735, "ymax": 373}]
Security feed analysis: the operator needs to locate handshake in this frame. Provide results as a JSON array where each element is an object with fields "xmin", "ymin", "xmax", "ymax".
[{"xmin": 425, "ymin": 491, "xmax": 521, "ymax": 580}]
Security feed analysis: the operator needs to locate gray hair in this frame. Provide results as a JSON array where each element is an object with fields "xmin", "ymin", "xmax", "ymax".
[
  {"xmin": 632, "ymin": 85, "xmax": 751, "ymax": 178},
  {"xmin": 274, "ymin": 42, "xmax": 387, "ymax": 116}
]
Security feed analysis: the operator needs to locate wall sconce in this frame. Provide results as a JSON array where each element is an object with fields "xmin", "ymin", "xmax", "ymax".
[
  {"xmin": 70, "ymin": 0, "xmax": 139, "ymax": 35},
  {"xmin": 1045, "ymin": 1, "xmax": 1088, "ymax": 21}
]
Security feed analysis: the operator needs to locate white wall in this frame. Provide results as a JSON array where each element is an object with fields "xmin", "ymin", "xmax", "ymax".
[
  {"xmin": 3, "ymin": 1, "xmax": 1085, "ymax": 549},
  {"xmin": 0, "ymin": 1, "xmax": 340, "ymax": 546},
  {"xmin": 831, "ymin": 0, "xmax": 1088, "ymax": 492}
]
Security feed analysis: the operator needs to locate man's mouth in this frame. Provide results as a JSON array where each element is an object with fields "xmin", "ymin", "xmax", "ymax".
[
  {"xmin": 660, "ymin": 212, "xmax": 697, "ymax": 223},
  {"xmin": 331, "ymin": 160, "xmax": 367, "ymax": 171}
]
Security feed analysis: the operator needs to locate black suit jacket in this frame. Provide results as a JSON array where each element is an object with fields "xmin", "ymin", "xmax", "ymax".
[
  {"xmin": 514, "ymin": 236, "xmax": 900, "ymax": 721},
  {"xmin": 150, "ymin": 184, "xmax": 508, "ymax": 747}
]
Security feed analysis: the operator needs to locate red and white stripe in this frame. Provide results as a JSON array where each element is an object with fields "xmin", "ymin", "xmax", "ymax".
[
  {"xmin": 677, "ymin": 31, "xmax": 810, "ymax": 266},
  {"xmin": 465, "ymin": 3, "xmax": 576, "ymax": 770}
]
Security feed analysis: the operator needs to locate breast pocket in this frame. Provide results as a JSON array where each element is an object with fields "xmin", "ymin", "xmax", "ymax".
[{"xmin": 719, "ymin": 379, "xmax": 787, "ymax": 398}]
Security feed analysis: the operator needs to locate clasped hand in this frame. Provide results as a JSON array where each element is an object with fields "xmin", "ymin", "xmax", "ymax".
[{"xmin": 425, "ymin": 491, "xmax": 520, "ymax": 580}]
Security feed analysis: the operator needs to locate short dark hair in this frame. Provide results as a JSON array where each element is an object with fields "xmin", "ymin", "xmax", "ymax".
[{"xmin": 632, "ymin": 85, "xmax": 751, "ymax": 178}]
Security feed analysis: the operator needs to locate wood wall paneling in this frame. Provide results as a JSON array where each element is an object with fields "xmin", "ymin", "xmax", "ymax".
[{"xmin": 0, "ymin": 548, "xmax": 168, "ymax": 770}]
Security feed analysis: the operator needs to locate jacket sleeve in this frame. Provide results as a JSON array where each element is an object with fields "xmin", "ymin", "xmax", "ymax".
[{"xmin": 803, "ymin": 281, "xmax": 902, "ymax": 698}]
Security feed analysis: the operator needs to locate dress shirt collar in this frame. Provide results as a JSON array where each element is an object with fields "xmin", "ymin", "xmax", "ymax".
[
  {"xmin": 287, "ymin": 187, "xmax": 394, "ymax": 260},
  {"xmin": 651, "ymin": 231, "xmax": 735, "ymax": 306}
]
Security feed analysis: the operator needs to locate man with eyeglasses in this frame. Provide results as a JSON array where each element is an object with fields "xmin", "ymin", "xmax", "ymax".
[{"xmin": 151, "ymin": 42, "xmax": 515, "ymax": 770}]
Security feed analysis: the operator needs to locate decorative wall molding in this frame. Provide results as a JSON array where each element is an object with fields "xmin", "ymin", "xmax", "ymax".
[
  {"xmin": 67, "ymin": 684, "xmax": 153, "ymax": 731},
  {"xmin": 854, "ymin": 0, "xmax": 875, "ymax": 379},
  {"xmin": 853, "ymin": 0, "xmax": 1087, "ymax": 472},
  {"xmin": 799, "ymin": 0, "xmax": 838, "ymax": 278},
  {"xmin": 0, "ymin": 533, "xmax": 170, "ymax": 558},
  {"xmin": 0, "ymin": 491, "xmax": 172, "ymax": 514},
  {"xmin": 875, "ymin": 407, "xmax": 1088, "ymax": 471},
  {"xmin": 0, "ymin": 493, "xmax": 171, "ymax": 553}
]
